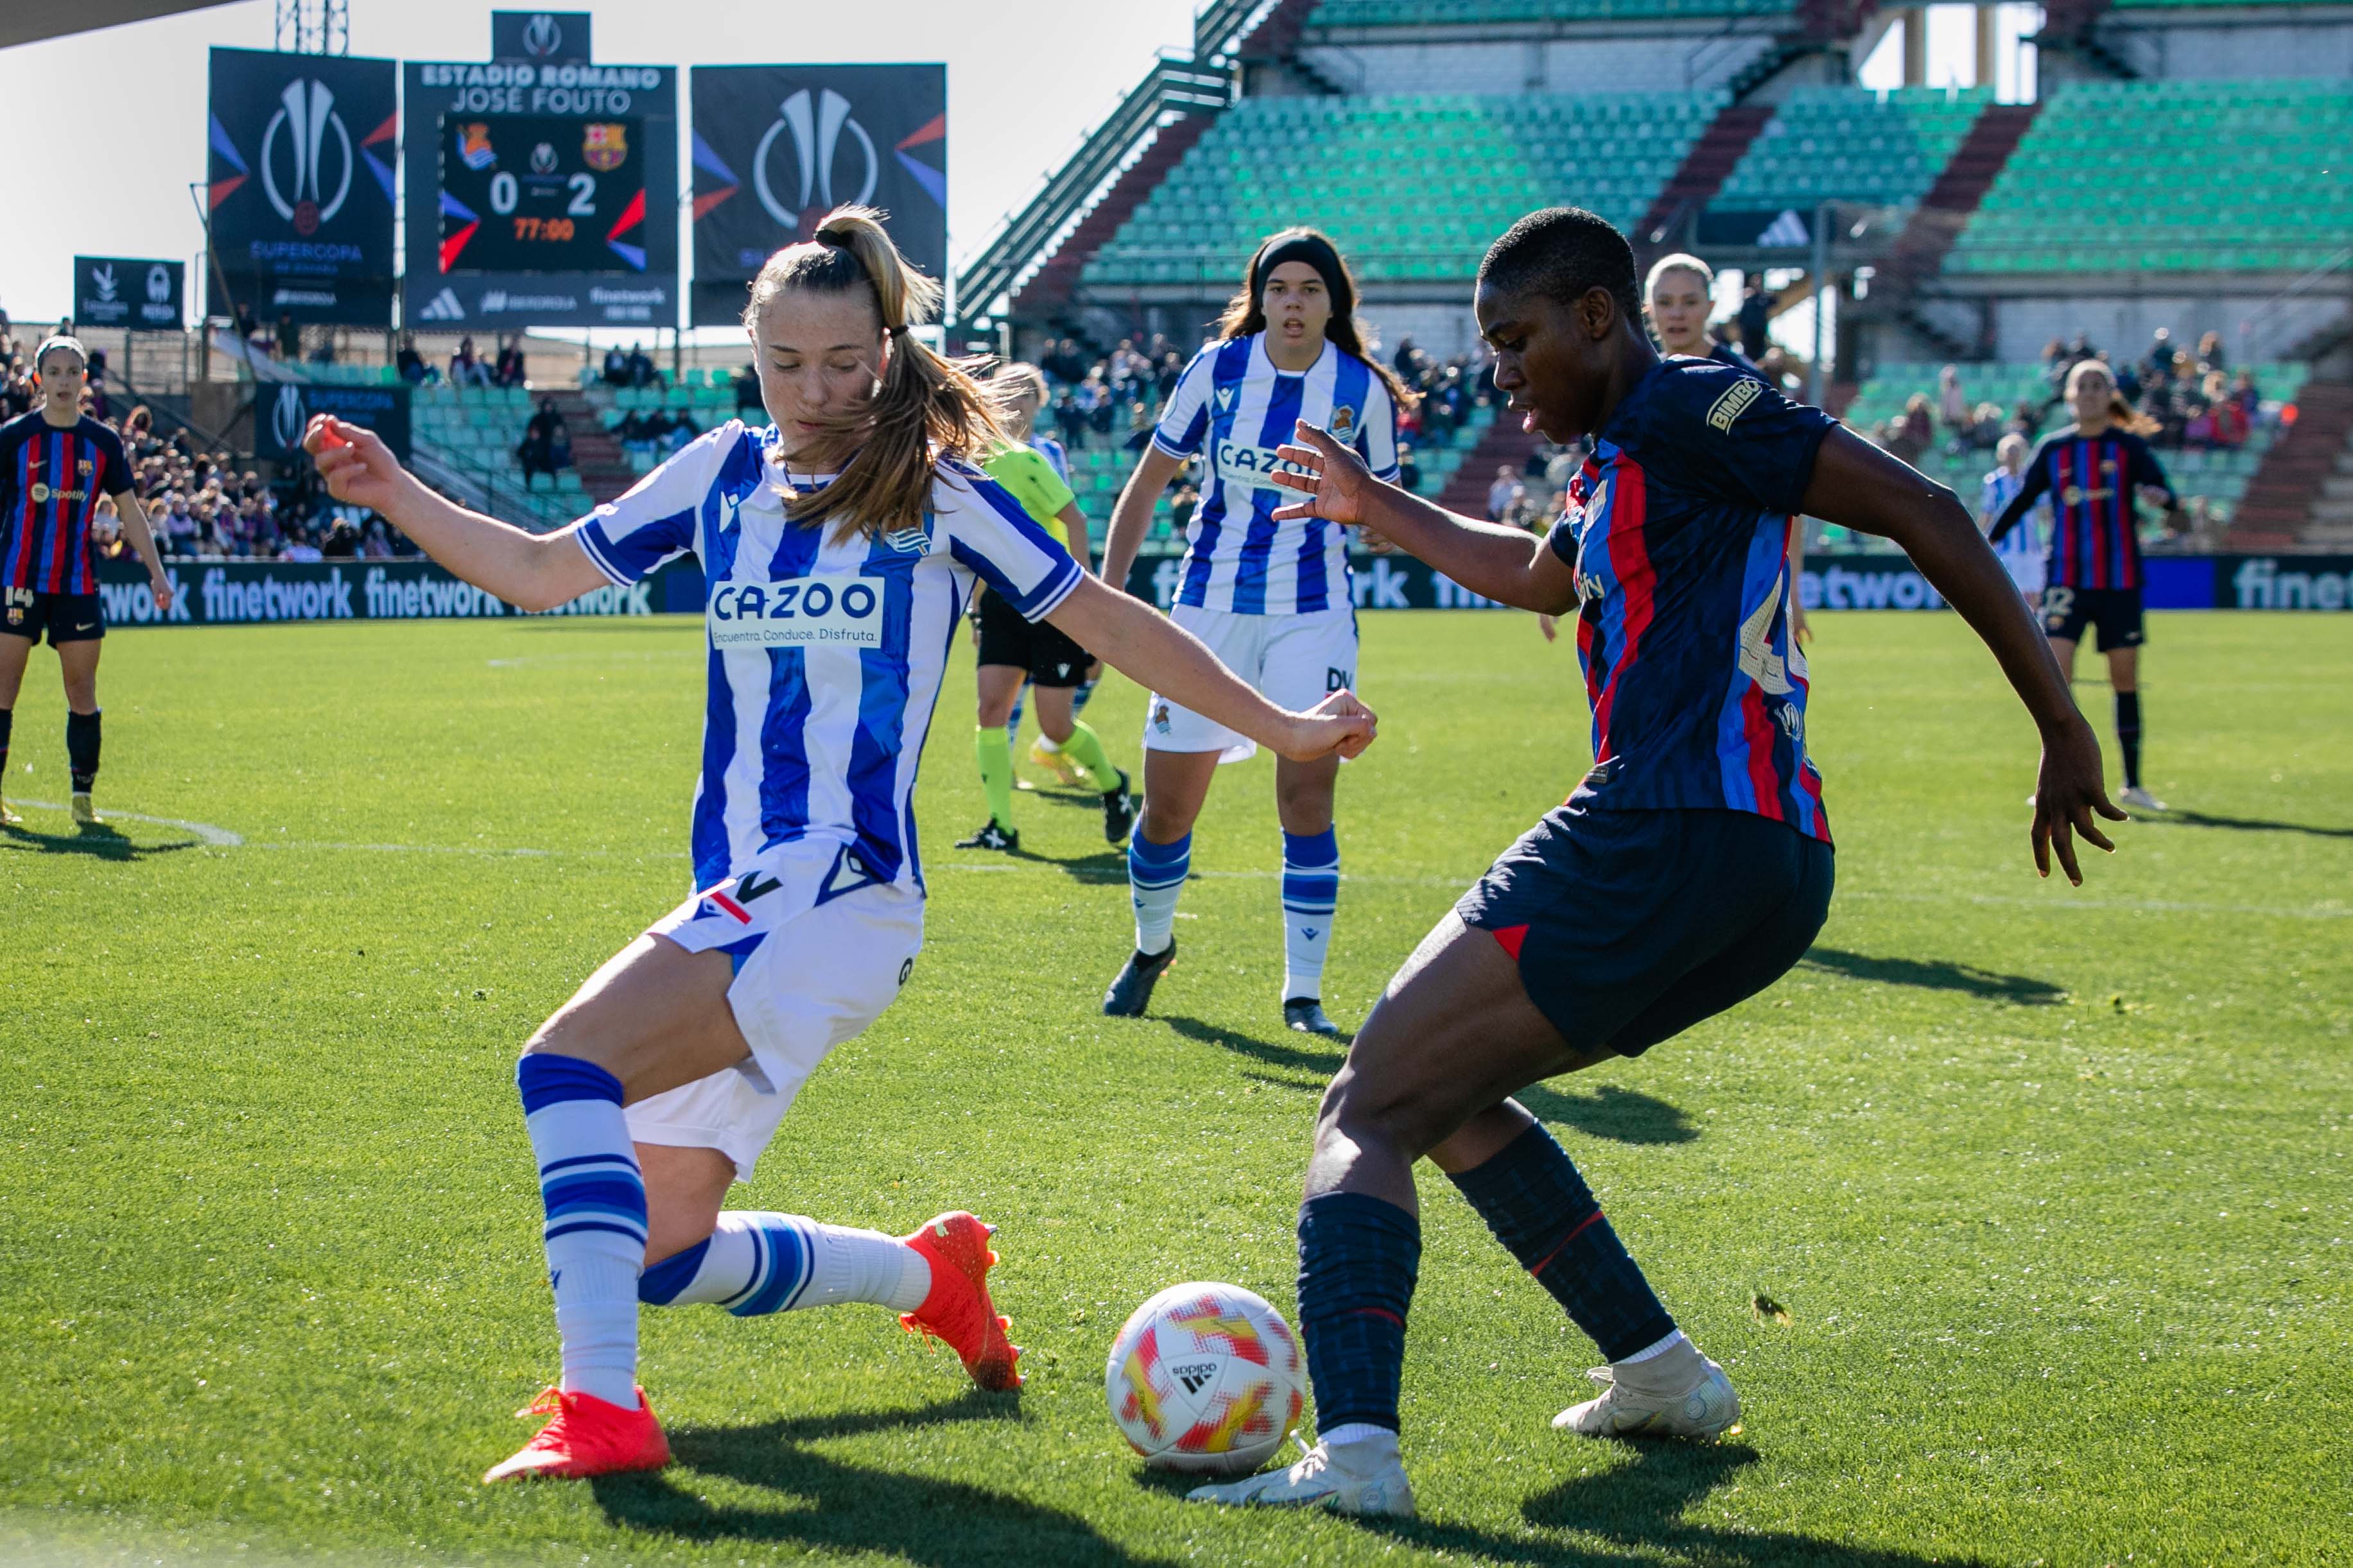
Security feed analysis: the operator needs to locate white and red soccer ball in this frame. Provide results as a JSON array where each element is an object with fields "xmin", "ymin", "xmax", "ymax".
[{"xmin": 1104, "ymin": 1282, "xmax": 1305, "ymax": 1474}]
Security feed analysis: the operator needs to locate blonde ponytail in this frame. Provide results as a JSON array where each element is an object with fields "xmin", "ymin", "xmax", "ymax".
[{"xmin": 742, "ymin": 205, "xmax": 1009, "ymax": 537}]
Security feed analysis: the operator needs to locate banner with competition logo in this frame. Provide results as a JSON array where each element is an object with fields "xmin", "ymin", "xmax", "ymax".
[
  {"xmin": 252, "ymin": 382, "xmax": 412, "ymax": 466},
  {"xmin": 688, "ymin": 65, "xmax": 946, "ymax": 326},
  {"xmin": 206, "ymin": 49, "xmax": 399, "ymax": 325},
  {"xmin": 74, "ymin": 257, "xmax": 185, "ymax": 330}
]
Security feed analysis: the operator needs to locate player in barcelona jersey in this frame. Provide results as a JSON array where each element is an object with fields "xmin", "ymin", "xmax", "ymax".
[
  {"xmin": 1097, "ymin": 229, "xmax": 1412, "ymax": 1037},
  {"xmin": 1990, "ymin": 358, "xmax": 2178, "ymax": 813},
  {"xmin": 303, "ymin": 207, "xmax": 1375, "ymax": 1485},
  {"xmin": 0, "ymin": 336, "xmax": 174, "ymax": 827},
  {"xmin": 1185, "ymin": 208, "xmax": 2126, "ymax": 1517}
]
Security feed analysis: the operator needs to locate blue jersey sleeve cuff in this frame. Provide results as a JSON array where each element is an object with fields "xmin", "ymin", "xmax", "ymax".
[
  {"xmin": 1371, "ymin": 465, "xmax": 1401, "ymax": 485},
  {"xmin": 1149, "ymin": 431, "xmax": 1197, "ymax": 461},
  {"xmin": 1009, "ymin": 556, "xmax": 1084, "ymax": 622},
  {"xmin": 573, "ymin": 521, "xmax": 635, "ymax": 587}
]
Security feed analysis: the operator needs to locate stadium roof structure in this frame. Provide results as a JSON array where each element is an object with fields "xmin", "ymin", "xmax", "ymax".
[{"xmin": 1, "ymin": 0, "xmax": 236, "ymax": 50}]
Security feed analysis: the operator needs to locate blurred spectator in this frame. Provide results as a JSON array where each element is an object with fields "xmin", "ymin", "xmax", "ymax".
[
  {"xmin": 276, "ymin": 311, "xmax": 300, "ymax": 362},
  {"xmin": 492, "ymin": 334, "xmax": 528, "ymax": 388},
  {"xmin": 1737, "ymin": 277, "xmax": 1771, "ymax": 359},
  {"xmin": 602, "ymin": 344, "xmax": 630, "ymax": 387},
  {"xmin": 320, "ymin": 515, "xmax": 362, "ymax": 558},
  {"xmin": 397, "ymin": 336, "xmax": 433, "ymax": 384},
  {"xmin": 1486, "ymin": 464, "xmax": 1523, "ymax": 522},
  {"xmin": 735, "ymin": 364, "xmax": 763, "ymax": 413},
  {"xmin": 2197, "ymin": 331, "xmax": 2226, "ymax": 374},
  {"xmin": 1938, "ymin": 365, "xmax": 1970, "ymax": 435},
  {"xmin": 625, "ymin": 342, "xmax": 657, "ymax": 388},
  {"xmin": 1397, "ymin": 445, "xmax": 1421, "ymax": 496},
  {"xmin": 519, "ymin": 397, "xmax": 572, "ymax": 488},
  {"xmin": 451, "ymin": 336, "xmax": 492, "ymax": 388}
]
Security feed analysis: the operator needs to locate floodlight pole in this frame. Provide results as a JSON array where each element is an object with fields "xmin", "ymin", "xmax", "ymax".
[
  {"xmin": 189, "ymin": 182, "xmax": 252, "ymax": 388},
  {"xmin": 1810, "ymin": 200, "xmax": 1831, "ymax": 408}
]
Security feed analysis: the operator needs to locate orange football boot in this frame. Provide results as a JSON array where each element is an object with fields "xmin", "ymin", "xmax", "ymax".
[
  {"xmin": 482, "ymin": 1386, "xmax": 671, "ymax": 1483},
  {"xmin": 899, "ymin": 1211, "xmax": 1023, "ymax": 1391}
]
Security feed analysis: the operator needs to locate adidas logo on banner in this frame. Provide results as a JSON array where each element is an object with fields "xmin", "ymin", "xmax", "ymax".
[
  {"xmin": 419, "ymin": 288, "xmax": 465, "ymax": 322},
  {"xmin": 1755, "ymin": 209, "xmax": 1811, "ymax": 248}
]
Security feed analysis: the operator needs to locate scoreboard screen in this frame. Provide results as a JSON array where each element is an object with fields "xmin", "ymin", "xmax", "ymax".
[{"xmin": 437, "ymin": 114, "xmax": 648, "ymax": 275}]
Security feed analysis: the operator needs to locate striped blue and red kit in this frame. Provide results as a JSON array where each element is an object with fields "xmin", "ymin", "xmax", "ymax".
[
  {"xmin": 0, "ymin": 411, "xmax": 130, "ymax": 595},
  {"xmin": 1549, "ymin": 358, "xmax": 1834, "ymax": 843},
  {"xmin": 1999, "ymin": 427, "xmax": 2173, "ymax": 590}
]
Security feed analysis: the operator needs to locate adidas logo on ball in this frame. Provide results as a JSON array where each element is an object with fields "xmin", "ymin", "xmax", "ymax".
[{"xmin": 1170, "ymin": 1361, "xmax": 1217, "ymax": 1396}]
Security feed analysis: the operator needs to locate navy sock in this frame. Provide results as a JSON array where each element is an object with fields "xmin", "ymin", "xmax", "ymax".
[
  {"xmin": 1446, "ymin": 1123, "xmax": 1675, "ymax": 1363},
  {"xmin": 2115, "ymin": 691, "xmax": 2142, "ymax": 789},
  {"xmin": 66, "ymin": 710, "xmax": 100, "ymax": 793},
  {"xmin": 1296, "ymin": 1191, "xmax": 1420, "ymax": 1436}
]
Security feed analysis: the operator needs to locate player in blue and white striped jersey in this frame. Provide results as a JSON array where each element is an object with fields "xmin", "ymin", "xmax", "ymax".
[
  {"xmin": 306, "ymin": 208, "xmax": 1376, "ymax": 1486},
  {"xmin": 1097, "ymin": 229, "xmax": 1414, "ymax": 1037}
]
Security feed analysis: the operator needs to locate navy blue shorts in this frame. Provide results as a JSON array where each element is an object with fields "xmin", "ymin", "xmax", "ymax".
[{"xmin": 1455, "ymin": 806, "xmax": 1834, "ymax": 1058}]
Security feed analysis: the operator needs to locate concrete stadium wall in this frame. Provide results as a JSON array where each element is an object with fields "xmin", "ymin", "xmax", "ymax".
[
  {"xmin": 1985, "ymin": 291, "xmax": 2350, "ymax": 366},
  {"xmin": 1298, "ymin": 33, "xmax": 1772, "ymax": 98},
  {"xmin": 2095, "ymin": 13, "xmax": 2353, "ymax": 80}
]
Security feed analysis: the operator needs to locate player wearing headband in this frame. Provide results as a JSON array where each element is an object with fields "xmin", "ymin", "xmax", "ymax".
[
  {"xmin": 304, "ymin": 208, "xmax": 1374, "ymax": 1485},
  {"xmin": 0, "ymin": 335, "xmax": 173, "ymax": 826},
  {"xmin": 1097, "ymin": 229, "xmax": 1412, "ymax": 1037}
]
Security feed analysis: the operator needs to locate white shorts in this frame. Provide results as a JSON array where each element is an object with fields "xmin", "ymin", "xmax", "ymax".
[
  {"xmin": 2000, "ymin": 549, "xmax": 2046, "ymax": 597},
  {"xmin": 1145, "ymin": 603, "xmax": 1360, "ymax": 762},
  {"xmin": 625, "ymin": 838, "xmax": 924, "ymax": 1180}
]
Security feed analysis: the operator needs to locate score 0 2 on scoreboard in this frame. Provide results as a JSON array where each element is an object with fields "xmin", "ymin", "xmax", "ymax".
[{"xmin": 437, "ymin": 114, "xmax": 648, "ymax": 275}]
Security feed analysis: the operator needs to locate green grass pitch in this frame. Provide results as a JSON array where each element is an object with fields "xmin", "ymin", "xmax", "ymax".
[{"xmin": 1, "ymin": 609, "xmax": 2347, "ymax": 1567}]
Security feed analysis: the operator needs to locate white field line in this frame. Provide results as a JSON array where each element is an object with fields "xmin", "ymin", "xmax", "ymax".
[{"xmin": 12, "ymin": 804, "xmax": 2346, "ymax": 921}]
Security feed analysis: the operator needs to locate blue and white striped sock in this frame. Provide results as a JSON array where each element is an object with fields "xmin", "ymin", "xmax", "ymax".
[
  {"xmin": 517, "ymin": 1052, "xmax": 646, "ymax": 1411},
  {"xmin": 1128, "ymin": 830, "xmax": 1192, "ymax": 956},
  {"xmin": 638, "ymin": 1213, "xmax": 928, "ymax": 1315},
  {"xmin": 1281, "ymin": 827, "xmax": 1340, "ymax": 1003}
]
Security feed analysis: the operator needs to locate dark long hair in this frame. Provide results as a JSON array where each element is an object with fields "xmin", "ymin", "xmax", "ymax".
[{"xmin": 1214, "ymin": 228, "xmax": 1417, "ymax": 413}]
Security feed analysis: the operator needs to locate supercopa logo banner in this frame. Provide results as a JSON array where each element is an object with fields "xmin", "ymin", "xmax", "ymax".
[
  {"xmin": 252, "ymin": 383, "xmax": 412, "ymax": 467},
  {"xmin": 207, "ymin": 49, "xmax": 398, "ymax": 325},
  {"xmin": 688, "ymin": 65, "xmax": 946, "ymax": 326}
]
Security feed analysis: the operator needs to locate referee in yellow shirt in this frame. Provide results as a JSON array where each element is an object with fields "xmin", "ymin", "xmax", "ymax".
[{"xmin": 957, "ymin": 365, "xmax": 1140, "ymax": 852}]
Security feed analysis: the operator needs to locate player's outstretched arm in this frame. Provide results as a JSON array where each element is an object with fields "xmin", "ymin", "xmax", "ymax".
[
  {"xmin": 1800, "ymin": 427, "xmax": 2125, "ymax": 884},
  {"xmin": 1098, "ymin": 445, "xmax": 1188, "ymax": 599},
  {"xmin": 303, "ymin": 415, "xmax": 607, "ymax": 613},
  {"xmin": 1271, "ymin": 422, "xmax": 1578, "ymax": 614},
  {"xmin": 1046, "ymin": 575, "xmax": 1375, "ymax": 763}
]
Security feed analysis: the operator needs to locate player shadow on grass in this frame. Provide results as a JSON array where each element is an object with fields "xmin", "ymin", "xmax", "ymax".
[
  {"xmin": 1800, "ymin": 947, "xmax": 2065, "ymax": 1005},
  {"xmin": 0, "ymin": 820, "xmax": 200, "ymax": 862},
  {"xmin": 1517, "ymin": 1083, "xmax": 1699, "ymax": 1146},
  {"xmin": 1368, "ymin": 1443, "xmax": 1988, "ymax": 1568},
  {"xmin": 2155, "ymin": 809, "xmax": 2353, "ymax": 840},
  {"xmin": 589, "ymin": 1388, "xmax": 1181, "ymax": 1567},
  {"xmin": 1161, "ymin": 1013, "xmax": 1350, "ymax": 1080}
]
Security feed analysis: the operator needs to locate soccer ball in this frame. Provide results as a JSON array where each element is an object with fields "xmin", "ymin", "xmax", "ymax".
[{"xmin": 1104, "ymin": 1281, "xmax": 1304, "ymax": 1474}]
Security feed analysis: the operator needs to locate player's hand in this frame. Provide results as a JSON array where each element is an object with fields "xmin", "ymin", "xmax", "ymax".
[
  {"xmin": 1278, "ymin": 688, "xmax": 1377, "ymax": 763},
  {"xmin": 2031, "ymin": 715, "xmax": 2126, "ymax": 885},
  {"xmin": 1271, "ymin": 421, "xmax": 1375, "ymax": 528},
  {"xmin": 1790, "ymin": 597, "xmax": 1812, "ymax": 646},
  {"xmin": 1359, "ymin": 522, "xmax": 1399, "ymax": 555},
  {"xmin": 1536, "ymin": 612, "xmax": 1558, "ymax": 643},
  {"xmin": 148, "ymin": 569, "xmax": 173, "ymax": 614},
  {"xmin": 304, "ymin": 415, "xmax": 409, "ymax": 515}
]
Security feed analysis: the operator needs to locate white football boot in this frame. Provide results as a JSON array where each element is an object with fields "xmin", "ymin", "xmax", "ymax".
[
  {"xmin": 1186, "ymin": 1431, "xmax": 1416, "ymax": 1517},
  {"xmin": 1554, "ymin": 1336, "xmax": 1741, "ymax": 1439},
  {"xmin": 2117, "ymin": 785, "xmax": 2166, "ymax": 812}
]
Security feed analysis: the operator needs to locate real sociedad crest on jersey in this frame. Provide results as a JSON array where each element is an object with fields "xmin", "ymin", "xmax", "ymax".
[{"xmin": 1328, "ymin": 404, "xmax": 1357, "ymax": 442}]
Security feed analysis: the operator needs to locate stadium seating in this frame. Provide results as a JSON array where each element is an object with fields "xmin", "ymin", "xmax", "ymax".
[
  {"xmin": 1825, "ymin": 359, "xmax": 2311, "ymax": 546},
  {"xmin": 1949, "ymin": 80, "xmax": 2353, "ymax": 274},
  {"xmin": 1712, "ymin": 86, "xmax": 1990, "ymax": 219},
  {"xmin": 408, "ymin": 383, "xmax": 586, "ymax": 530},
  {"xmin": 1081, "ymin": 91, "xmax": 1724, "ymax": 290},
  {"xmin": 1305, "ymin": 0, "xmax": 1794, "ymax": 24}
]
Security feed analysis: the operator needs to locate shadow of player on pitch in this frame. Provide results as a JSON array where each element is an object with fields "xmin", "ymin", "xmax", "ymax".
[
  {"xmin": 591, "ymin": 1388, "xmax": 1181, "ymax": 1568},
  {"xmin": 0, "ymin": 820, "xmax": 199, "ymax": 862},
  {"xmin": 1363, "ymin": 1442, "xmax": 1992, "ymax": 1567},
  {"xmin": 2156, "ymin": 809, "xmax": 2353, "ymax": 840},
  {"xmin": 1519, "ymin": 1083, "xmax": 1699, "ymax": 1146},
  {"xmin": 1163, "ymin": 1013, "xmax": 1350, "ymax": 1078},
  {"xmin": 1801, "ymin": 946, "xmax": 2065, "ymax": 1005}
]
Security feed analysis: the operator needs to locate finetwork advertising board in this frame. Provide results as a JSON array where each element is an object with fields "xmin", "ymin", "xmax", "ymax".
[
  {"xmin": 403, "ymin": 60, "xmax": 679, "ymax": 329},
  {"xmin": 206, "ymin": 49, "xmax": 399, "ymax": 325}
]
